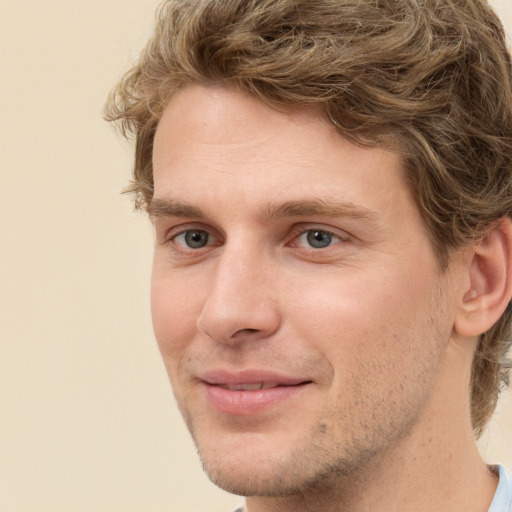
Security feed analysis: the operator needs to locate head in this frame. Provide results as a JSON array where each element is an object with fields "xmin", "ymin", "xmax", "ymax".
[{"xmin": 105, "ymin": 0, "xmax": 512, "ymax": 440}]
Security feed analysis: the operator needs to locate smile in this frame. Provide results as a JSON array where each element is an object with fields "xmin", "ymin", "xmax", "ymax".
[
  {"xmin": 217, "ymin": 382, "xmax": 281, "ymax": 391},
  {"xmin": 198, "ymin": 371, "xmax": 313, "ymax": 416}
]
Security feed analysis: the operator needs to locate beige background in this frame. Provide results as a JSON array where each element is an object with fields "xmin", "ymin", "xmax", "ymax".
[{"xmin": 1, "ymin": 1, "xmax": 511, "ymax": 511}]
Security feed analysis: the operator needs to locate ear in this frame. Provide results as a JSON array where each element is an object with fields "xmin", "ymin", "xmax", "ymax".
[{"xmin": 454, "ymin": 217, "xmax": 512, "ymax": 337}]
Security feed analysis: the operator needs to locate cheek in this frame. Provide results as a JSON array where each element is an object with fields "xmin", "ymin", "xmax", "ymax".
[
  {"xmin": 287, "ymin": 270, "xmax": 396, "ymax": 339},
  {"xmin": 286, "ymin": 265, "xmax": 439, "ymax": 369},
  {"xmin": 151, "ymin": 270, "xmax": 202, "ymax": 361},
  {"xmin": 289, "ymin": 271, "xmax": 445, "ymax": 427}
]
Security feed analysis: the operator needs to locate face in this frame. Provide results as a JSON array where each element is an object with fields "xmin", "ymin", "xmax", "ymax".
[{"xmin": 151, "ymin": 85, "xmax": 459, "ymax": 497}]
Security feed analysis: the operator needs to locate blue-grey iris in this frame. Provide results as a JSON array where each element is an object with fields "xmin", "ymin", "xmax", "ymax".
[
  {"xmin": 307, "ymin": 230, "xmax": 332, "ymax": 248},
  {"xmin": 185, "ymin": 230, "xmax": 209, "ymax": 248}
]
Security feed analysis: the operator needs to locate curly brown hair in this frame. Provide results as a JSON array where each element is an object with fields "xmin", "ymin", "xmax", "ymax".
[{"xmin": 105, "ymin": 0, "xmax": 512, "ymax": 437}]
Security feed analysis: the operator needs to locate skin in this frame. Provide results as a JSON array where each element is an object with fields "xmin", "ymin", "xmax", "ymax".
[{"xmin": 150, "ymin": 84, "xmax": 498, "ymax": 512}]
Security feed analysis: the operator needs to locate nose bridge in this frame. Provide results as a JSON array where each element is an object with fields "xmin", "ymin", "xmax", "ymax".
[
  {"xmin": 210, "ymin": 242, "xmax": 260, "ymax": 303},
  {"xmin": 196, "ymin": 238, "xmax": 280, "ymax": 343}
]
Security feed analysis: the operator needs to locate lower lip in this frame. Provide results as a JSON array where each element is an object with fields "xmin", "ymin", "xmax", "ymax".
[{"xmin": 203, "ymin": 383, "xmax": 310, "ymax": 416}]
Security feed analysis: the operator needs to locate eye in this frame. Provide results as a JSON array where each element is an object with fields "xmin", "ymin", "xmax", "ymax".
[
  {"xmin": 295, "ymin": 229, "xmax": 341, "ymax": 249},
  {"xmin": 174, "ymin": 229, "xmax": 211, "ymax": 249}
]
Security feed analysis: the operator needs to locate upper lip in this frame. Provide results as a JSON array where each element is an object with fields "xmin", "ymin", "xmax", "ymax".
[{"xmin": 198, "ymin": 369, "xmax": 312, "ymax": 390}]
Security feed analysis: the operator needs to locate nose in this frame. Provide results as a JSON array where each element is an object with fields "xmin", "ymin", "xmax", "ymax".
[{"xmin": 196, "ymin": 245, "xmax": 282, "ymax": 345}]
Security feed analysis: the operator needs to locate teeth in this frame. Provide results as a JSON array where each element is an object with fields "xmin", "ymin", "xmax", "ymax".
[
  {"xmin": 237, "ymin": 383, "xmax": 263, "ymax": 391},
  {"xmin": 261, "ymin": 381, "xmax": 279, "ymax": 389},
  {"xmin": 225, "ymin": 382, "xmax": 280, "ymax": 391}
]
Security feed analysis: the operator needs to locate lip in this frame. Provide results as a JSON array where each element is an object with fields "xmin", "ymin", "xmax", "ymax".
[{"xmin": 198, "ymin": 369, "xmax": 313, "ymax": 416}]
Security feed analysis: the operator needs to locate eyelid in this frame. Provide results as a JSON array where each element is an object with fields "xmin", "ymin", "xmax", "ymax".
[
  {"xmin": 159, "ymin": 221, "xmax": 206, "ymax": 238},
  {"xmin": 287, "ymin": 224, "xmax": 351, "ymax": 246},
  {"xmin": 169, "ymin": 226, "xmax": 207, "ymax": 242}
]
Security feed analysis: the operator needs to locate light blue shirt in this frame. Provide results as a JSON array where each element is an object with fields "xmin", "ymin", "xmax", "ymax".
[{"xmin": 489, "ymin": 465, "xmax": 512, "ymax": 512}]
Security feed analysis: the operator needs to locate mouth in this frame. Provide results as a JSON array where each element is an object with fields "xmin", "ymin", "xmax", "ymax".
[
  {"xmin": 216, "ymin": 381, "xmax": 290, "ymax": 391},
  {"xmin": 198, "ymin": 370, "xmax": 313, "ymax": 415},
  {"xmin": 200, "ymin": 370, "xmax": 312, "ymax": 390}
]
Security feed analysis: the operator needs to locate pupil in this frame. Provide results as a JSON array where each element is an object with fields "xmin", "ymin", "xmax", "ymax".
[
  {"xmin": 185, "ymin": 230, "xmax": 208, "ymax": 248},
  {"xmin": 307, "ymin": 230, "xmax": 332, "ymax": 248}
]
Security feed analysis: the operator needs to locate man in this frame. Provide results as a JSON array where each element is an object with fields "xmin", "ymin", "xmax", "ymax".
[{"xmin": 105, "ymin": 1, "xmax": 512, "ymax": 510}]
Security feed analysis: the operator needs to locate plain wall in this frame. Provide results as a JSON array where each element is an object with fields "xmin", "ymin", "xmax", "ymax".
[{"xmin": 1, "ymin": 1, "xmax": 511, "ymax": 511}]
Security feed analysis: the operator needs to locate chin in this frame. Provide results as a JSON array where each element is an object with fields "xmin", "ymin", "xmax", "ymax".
[
  {"xmin": 194, "ymin": 431, "xmax": 287, "ymax": 494},
  {"xmin": 201, "ymin": 456, "xmax": 310, "ymax": 497},
  {"xmin": 192, "ymin": 427, "xmax": 363, "ymax": 498}
]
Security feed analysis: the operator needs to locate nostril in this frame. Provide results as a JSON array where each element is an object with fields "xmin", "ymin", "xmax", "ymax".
[{"xmin": 234, "ymin": 328, "xmax": 259, "ymax": 336}]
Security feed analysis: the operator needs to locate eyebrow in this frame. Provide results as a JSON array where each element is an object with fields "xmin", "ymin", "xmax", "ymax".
[
  {"xmin": 148, "ymin": 198, "xmax": 207, "ymax": 220},
  {"xmin": 148, "ymin": 197, "xmax": 378, "ymax": 223},
  {"xmin": 260, "ymin": 199, "xmax": 378, "ymax": 222}
]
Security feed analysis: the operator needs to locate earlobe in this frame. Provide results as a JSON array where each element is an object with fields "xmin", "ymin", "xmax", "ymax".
[{"xmin": 455, "ymin": 217, "xmax": 512, "ymax": 337}]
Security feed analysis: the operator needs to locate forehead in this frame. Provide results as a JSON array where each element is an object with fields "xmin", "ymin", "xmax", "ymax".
[
  {"xmin": 151, "ymin": 84, "xmax": 423, "ymax": 235},
  {"xmin": 154, "ymin": 84, "xmax": 339, "ymax": 165}
]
